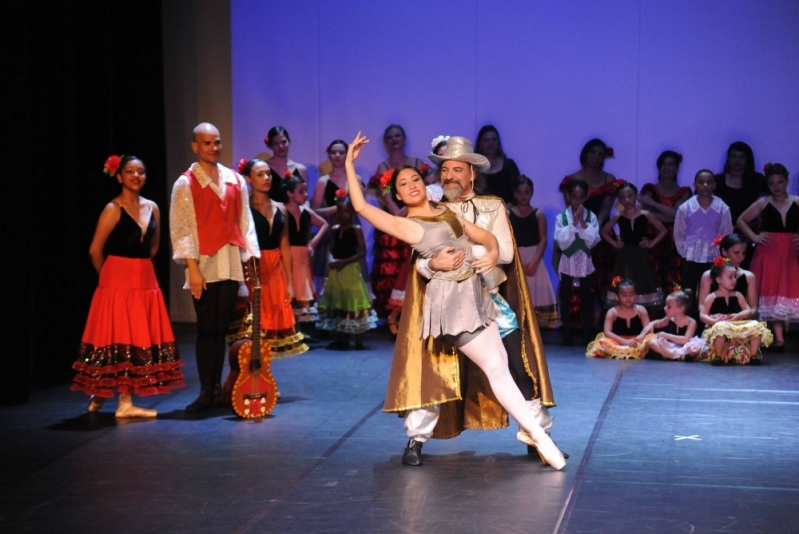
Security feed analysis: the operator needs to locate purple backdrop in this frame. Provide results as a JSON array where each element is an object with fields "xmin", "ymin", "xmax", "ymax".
[{"xmin": 231, "ymin": 0, "xmax": 799, "ymax": 284}]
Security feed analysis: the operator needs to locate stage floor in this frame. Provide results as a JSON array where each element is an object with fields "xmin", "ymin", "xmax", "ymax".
[{"xmin": 2, "ymin": 325, "xmax": 798, "ymax": 533}]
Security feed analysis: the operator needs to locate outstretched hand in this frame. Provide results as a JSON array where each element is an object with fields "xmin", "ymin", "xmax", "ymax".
[{"xmin": 347, "ymin": 132, "xmax": 369, "ymax": 164}]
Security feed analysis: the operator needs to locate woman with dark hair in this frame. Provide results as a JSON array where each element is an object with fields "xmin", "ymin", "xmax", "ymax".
[
  {"xmin": 312, "ymin": 140, "xmax": 364, "ymax": 219},
  {"xmin": 738, "ymin": 164, "xmax": 799, "ymax": 351},
  {"xmin": 368, "ymin": 124, "xmax": 423, "ymax": 315},
  {"xmin": 639, "ymin": 150, "xmax": 692, "ymax": 292},
  {"xmin": 714, "ymin": 141, "xmax": 767, "ymax": 225},
  {"xmin": 474, "ymin": 125, "xmax": 520, "ymax": 205},
  {"xmin": 263, "ymin": 126, "xmax": 308, "ymax": 204},
  {"xmin": 72, "ymin": 155, "xmax": 185, "ymax": 417},
  {"xmin": 557, "ymin": 139, "xmax": 624, "ymax": 327}
]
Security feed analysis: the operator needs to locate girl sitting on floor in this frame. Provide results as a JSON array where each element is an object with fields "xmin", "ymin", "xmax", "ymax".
[
  {"xmin": 699, "ymin": 258, "xmax": 772, "ymax": 365},
  {"xmin": 642, "ymin": 289, "xmax": 704, "ymax": 361},
  {"xmin": 587, "ymin": 278, "xmax": 652, "ymax": 359}
]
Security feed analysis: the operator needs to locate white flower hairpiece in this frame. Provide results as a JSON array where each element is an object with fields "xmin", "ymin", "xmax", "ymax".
[{"xmin": 431, "ymin": 135, "xmax": 450, "ymax": 149}]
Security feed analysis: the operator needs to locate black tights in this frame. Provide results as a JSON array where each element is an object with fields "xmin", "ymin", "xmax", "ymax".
[
  {"xmin": 503, "ymin": 328, "xmax": 535, "ymax": 400},
  {"xmin": 560, "ymin": 274, "xmax": 594, "ymax": 336},
  {"xmin": 192, "ymin": 280, "xmax": 239, "ymax": 389}
]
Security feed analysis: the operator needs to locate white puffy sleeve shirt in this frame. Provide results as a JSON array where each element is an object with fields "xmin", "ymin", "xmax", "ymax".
[{"xmin": 554, "ymin": 207, "xmax": 600, "ymax": 278}]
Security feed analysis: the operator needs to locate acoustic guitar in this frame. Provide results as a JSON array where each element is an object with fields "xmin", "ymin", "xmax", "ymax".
[{"xmin": 224, "ymin": 257, "xmax": 278, "ymax": 418}]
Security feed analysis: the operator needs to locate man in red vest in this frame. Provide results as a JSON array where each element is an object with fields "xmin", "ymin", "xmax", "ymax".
[{"xmin": 170, "ymin": 122, "xmax": 259, "ymax": 412}]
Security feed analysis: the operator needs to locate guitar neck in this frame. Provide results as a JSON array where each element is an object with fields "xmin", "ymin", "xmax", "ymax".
[{"xmin": 252, "ymin": 283, "xmax": 261, "ymax": 362}]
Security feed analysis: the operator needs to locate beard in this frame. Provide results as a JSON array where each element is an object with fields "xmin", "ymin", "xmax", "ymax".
[{"xmin": 442, "ymin": 181, "xmax": 464, "ymax": 201}]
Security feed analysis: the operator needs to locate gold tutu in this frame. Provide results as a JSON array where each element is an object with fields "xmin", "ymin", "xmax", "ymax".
[
  {"xmin": 586, "ymin": 333, "xmax": 654, "ymax": 359},
  {"xmin": 702, "ymin": 320, "xmax": 773, "ymax": 346}
]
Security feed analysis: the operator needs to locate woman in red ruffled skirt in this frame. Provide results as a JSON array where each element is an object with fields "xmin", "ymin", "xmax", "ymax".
[{"xmin": 72, "ymin": 155, "xmax": 184, "ymax": 417}]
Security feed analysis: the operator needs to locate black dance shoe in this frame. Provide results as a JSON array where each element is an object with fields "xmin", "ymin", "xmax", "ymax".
[
  {"xmin": 185, "ymin": 388, "xmax": 213, "ymax": 412},
  {"xmin": 402, "ymin": 439, "xmax": 424, "ymax": 466},
  {"xmin": 211, "ymin": 384, "xmax": 227, "ymax": 408}
]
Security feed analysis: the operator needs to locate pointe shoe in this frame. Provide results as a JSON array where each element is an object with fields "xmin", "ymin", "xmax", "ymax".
[
  {"xmin": 517, "ymin": 430, "xmax": 566, "ymax": 470},
  {"xmin": 115, "ymin": 405, "xmax": 158, "ymax": 418},
  {"xmin": 87, "ymin": 396, "xmax": 106, "ymax": 412}
]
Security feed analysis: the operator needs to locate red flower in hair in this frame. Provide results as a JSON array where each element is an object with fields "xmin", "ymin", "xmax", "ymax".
[
  {"xmin": 611, "ymin": 276, "xmax": 622, "ymax": 287},
  {"xmin": 605, "ymin": 147, "xmax": 615, "ymax": 158},
  {"xmin": 671, "ymin": 283, "xmax": 682, "ymax": 292},
  {"xmin": 103, "ymin": 155, "xmax": 122, "ymax": 176},
  {"xmin": 711, "ymin": 235, "xmax": 723, "ymax": 247},
  {"xmin": 419, "ymin": 164, "xmax": 431, "ymax": 173},
  {"xmin": 379, "ymin": 169, "xmax": 393, "ymax": 194},
  {"xmin": 713, "ymin": 255, "xmax": 728, "ymax": 267},
  {"xmin": 284, "ymin": 170, "xmax": 294, "ymax": 178},
  {"xmin": 263, "ymin": 135, "xmax": 270, "ymax": 145},
  {"xmin": 237, "ymin": 158, "xmax": 248, "ymax": 174},
  {"xmin": 335, "ymin": 188, "xmax": 346, "ymax": 199},
  {"xmin": 763, "ymin": 162, "xmax": 772, "ymax": 173}
]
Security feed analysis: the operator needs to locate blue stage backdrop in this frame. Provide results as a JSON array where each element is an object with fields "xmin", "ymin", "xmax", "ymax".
[{"xmin": 230, "ymin": 0, "xmax": 799, "ymax": 287}]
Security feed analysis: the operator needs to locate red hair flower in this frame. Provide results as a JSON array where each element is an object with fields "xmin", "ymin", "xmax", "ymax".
[
  {"xmin": 335, "ymin": 188, "xmax": 347, "ymax": 199},
  {"xmin": 713, "ymin": 255, "xmax": 728, "ymax": 267},
  {"xmin": 263, "ymin": 135, "xmax": 270, "ymax": 146},
  {"xmin": 671, "ymin": 283, "xmax": 682, "ymax": 292},
  {"xmin": 605, "ymin": 147, "xmax": 615, "ymax": 158},
  {"xmin": 419, "ymin": 164, "xmax": 431, "ymax": 173},
  {"xmin": 284, "ymin": 170, "xmax": 294, "ymax": 178},
  {"xmin": 379, "ymin": 169, "xmax": 393, "ymax": 195},
  {"xmin": 763, "ymin": 162, "xmax": 772, "ymax": 173},
  {"xmin": 103, "ymin": 155, "xmax": 122, "ymax": 176},
  {"xmin": 237, "ymin": 158, "xmax": 248, "ymax": 174},
  {"xmin": 710, "ymin": 235, "xmax": 724, "ymax": 247},
  {"xmin": 611, "ymin": 276, "xmax": 622, "ymax": 287}
]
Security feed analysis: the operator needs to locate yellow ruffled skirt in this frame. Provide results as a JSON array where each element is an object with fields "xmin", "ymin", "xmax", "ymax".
[
  {"xmin": 698, "ymin": 320, "xmax": 773, "ymax": 364},
  {"xmin": 586, "ymin": 333, "xmax": 654, "ymax": 359}
]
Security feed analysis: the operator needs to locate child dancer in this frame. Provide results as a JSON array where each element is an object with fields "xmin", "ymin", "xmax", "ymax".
[
  {"xmin": 737, "ymin": 163, "xmax": 799, "ymax": 352},
  {"xmin": 586, "ymin": 278, "xmax": 652, "ymax": 359},
  {"xmin": 316, "ymin": 194, "xmax": 377, "ymax": 349},
  {"xmin": 555, "ymin": 179, "xmax": 601, "ymax": 344},
  {"xmin": 602, "ymin": 183, "xmax": 667, "ymax": 313},
  {"xmin": 509, "ymin": 175, "xmax": 560, "ymax": 328},
  {"xmin": 699, "ymin": 259, "xmax": 772, "ymax": 365},
  {"xmin": 643, "ymin": 290, "xmax": 704, "ymax": 360},
  {"xmin": 284, "ymin": 176, "xmax": 329, "ymax": 326},
  {"xmin": 673, "ymin": 170, "xmax": 733, "ymax": 301},
  {"xmin": 697, "ymin": 234, "xmax": 758, "ymax": 323}
]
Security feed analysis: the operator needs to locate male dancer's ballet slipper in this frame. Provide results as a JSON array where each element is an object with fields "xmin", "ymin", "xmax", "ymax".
[
  {"xmin": 87, "ymin": 396, "xmax": 106, "ymax": 412},
  {"xmin": 115, "ymin": 405, "xmax": 158, "ymax": 418},
  {"xmin": 517, "ymin": 430, "xmax": 566, "ymax": 470}
]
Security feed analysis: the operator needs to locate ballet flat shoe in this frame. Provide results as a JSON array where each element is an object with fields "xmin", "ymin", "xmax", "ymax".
[
  {"xmin": 517, "ymin": 431, "xmax": 566, "ymax": 470},
  {"xmin": 115, "ymin": 405, "xmax": 157, "ymax": 418},
  {"xmin": 87, "ymin": 396, "xmax": 106, "ymax": 412}
]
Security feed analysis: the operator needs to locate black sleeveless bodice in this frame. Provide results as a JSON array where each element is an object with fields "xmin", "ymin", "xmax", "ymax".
[
  {"xmin": 288, "ymin": 209, "xmax": 311, "ymax": 246},
  {"xmin": 663, "ymin": 320, "xmax": 688, "ymax": 336},
  {"xmin": 268, "ymin": 167, "xmax": 302, "ymax": 204},
  {"xmin": 252, "ymin": 206, "xmax": 284, "ymax": 250},
  {"xmin": 709, "ymin": 295, "xmax": 742, "ymax": 315},
  {"xmin": 509, "ymin": 209, "xmax": 541, "ymax": 247},
  {"xmin": 332, "ymin": 227, "xmax": 358, "ymax": 259},
  {"xmin": 611, "ymin": 314, "xmax": 643, "ymax": 336},
  {"xmin": 104, "ymin": 208, "xmax": 155, "ymax": 259},
  {"xmin": 710, "ymin": 272, "xmax": 749, "ymax": 296},
  {"xmin": 618, "ymin": 215, "xmax": 648, "ymax": 246},
  {"xmin": 324, "ymin": 178, "xmax": 341, "ymax": 207},
  {"xmin": 760, "ymin": 202, "xmax": 799, "ymax": 233}
]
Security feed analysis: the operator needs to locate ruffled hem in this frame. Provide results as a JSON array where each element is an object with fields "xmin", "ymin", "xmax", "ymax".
[
  {"xmin": 759, "ymin": 297, "xmax": 799, "ymax": 322},
  {"xmin": 535, "ymin": 306, "xmax": 562, "ymax": 329},
  {"xmin": 586, "ymin": 333, "xmax": 654, "ymax": 359},
  {"xmin": 317, "ymin": 309, "xmax": 378, "ymax": 334},
  {"xmin": 72, "ymin": 342, "xmax": 185, "ymax": 397},
  {"xmin": 696, "ymin": 343, "xmax": 763, "ymax": 365},
  {"xmin": 702, "ymin": 320, "xmax": 773, "ymax": 346},
  {"xmin": 386, "ymin": 289, "xmax": 406, "ymax": 311},
  {"xmin": 605, "ymin": 289, "xmax": 664, "ymax": 308},
  {"xmin": 229, "ymin": 327, "xmax": 308, "ymax": 359},
  {"xmin": 655, "ymin": 337, "xmax": 705, "ymax": 360}
]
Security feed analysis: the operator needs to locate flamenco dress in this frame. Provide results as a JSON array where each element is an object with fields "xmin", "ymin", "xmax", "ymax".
[
  {"xmin": 509, "ymin": 209, "xmax": 560, "ymax": 328},
  {"xmin": 641, "ymin": 183, "xmax": 692, "ymax": 292},
  {"xmin": 240, "ymin": 207, "xmax": 307, "ymax": 358},
  {"xmin": 72, "ymin": 208, "xmax": 184, "ymax": 398},
  {"xmin": 699, "ymin": 295, "xmax": 772, "ymax": 364},
  {"xmin": 750, "ymin": 201, "xmax": 799, "ymax": 322},
  {"xmin": 605, "ymin": 214, "xmax": 664, "ymax": 311},
  {"xmin": 559, "ymin": 175, "xmax": 622, "ymax": 327},
  {"xmin": 316, "ymin": 226, "xmax": 378, "ymax": 334},
  {"xmin": 655, "ymin": 320, "xmax": 704, "ymax": 360},
  {"xmin": 287, "ymin": 208, "xmax": 318, "ymax": 323},
  {"xmin": 586, "ymin": 314, "xmax": 653, "ymax": 359}
]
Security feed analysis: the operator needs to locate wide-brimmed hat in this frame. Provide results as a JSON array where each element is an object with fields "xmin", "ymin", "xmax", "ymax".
[{"xmin": 428, "ymin": 136, "xmax": 490, "ymax": 172}]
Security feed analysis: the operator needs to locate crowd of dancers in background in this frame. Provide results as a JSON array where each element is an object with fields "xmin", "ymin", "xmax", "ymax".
[{"xmin": 69, "ymin": 121, "xmax": 798, "ymax": 421}]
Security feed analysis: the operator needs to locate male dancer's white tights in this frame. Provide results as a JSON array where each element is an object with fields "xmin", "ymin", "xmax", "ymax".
[{"xmin": 404, "ymin": 322, "xmax": 548, "ymax": 443}]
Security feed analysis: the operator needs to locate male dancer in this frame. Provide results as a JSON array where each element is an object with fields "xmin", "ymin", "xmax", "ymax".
[
  {"xmin": 384, "ymin": 137, "xmax": 557, "ymax": 465},
  {"xmin": 170, "ymin": 123, "xmax": 259, "ymax": 412}
]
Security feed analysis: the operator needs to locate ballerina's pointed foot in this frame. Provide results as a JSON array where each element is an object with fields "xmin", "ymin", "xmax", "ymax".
[
  {"xmin": 115, "ymin": 405, "xmax": 158, "ymax": 418},
  {"xmin": 87, "ymin": 396, "xmax": 106, "ymax": 412},
  {"xmin": 517, "ymin": 430, "xmax": 566, "ymax": 470}
]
